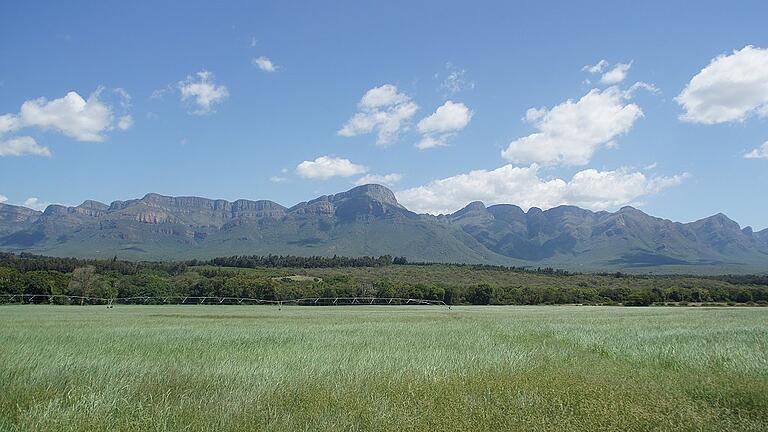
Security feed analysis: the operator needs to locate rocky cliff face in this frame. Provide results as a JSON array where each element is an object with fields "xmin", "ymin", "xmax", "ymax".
[
  {"xmin": 106, "ymin": 193, "xmax": 288, "ymax": 227},
  {"xmin": 0, "ymin": 203, "xmax": 41, "ymax": 236},
  {"xmin": 289, "ymin": 184, "xmax": 408, "ymax": 220},
  {"xmin": 1, "ymin": 184, "xmax": 766, "ymax": 272}
]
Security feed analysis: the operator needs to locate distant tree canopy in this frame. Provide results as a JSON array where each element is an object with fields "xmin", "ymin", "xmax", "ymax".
[
  {"xmin": 208, "ymin": 254, "xmax": 398, "ymax": 269},
  {"xmin": 1, "ymin": 252, "xmax": 767, "ymax": 306}
]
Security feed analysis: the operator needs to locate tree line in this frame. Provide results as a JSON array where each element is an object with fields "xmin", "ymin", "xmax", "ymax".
[
  {"xmin": 0, "ymin": 252, "xmax": 578, "ymax": 275},
  {"xmin": 1, "ymin": 252, "xmax": 767, "ymax": 306}
]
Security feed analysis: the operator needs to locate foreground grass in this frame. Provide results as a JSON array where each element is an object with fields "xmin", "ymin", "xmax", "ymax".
[{"xmin": 1, "ymin": 306, "xmax": 766, "ymax": 431}]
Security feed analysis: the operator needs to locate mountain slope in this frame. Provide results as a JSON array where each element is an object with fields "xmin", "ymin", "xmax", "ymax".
[
  {"xmin": 0, "ymin": 203, "xmax": 41, "ymax": 237},
  {"xmin": 1, "ymin": 184, "xmax": 766, "ymax": 273},
  {"xmin": 449, "ymin": 201, "xmax": 768, "ymax": 270},
  {"xmin": 0, "ymin": 185, "xmax": 510, "ymax": 264}
]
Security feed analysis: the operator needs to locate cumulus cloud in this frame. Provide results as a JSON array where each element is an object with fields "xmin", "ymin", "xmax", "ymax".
[
  {"xmin": 0, "ymin": 88, "xmax": 131, "ymax": 156},
  {"xmin": 178, "ymin": 71, "xmax": 229, "ymax": 115},
  {"xmin": 13, "ymin": 89, "xmax": 129, "ymax": 142},
  {"xmin": 354, "ymin": 173, "xmax": 403, "ymax": 186},
  {"xmin": 22, "ymin": 197, "xmax": 48, "ymax": 211},
  {"xmin": 744, "ymin": 141, "xmax": 768, "ymax": 160},
  {"xmin": 252, "ymin": 56, "xmax": 277, "ymax": 72},
  {"xmin": 338, "ymin": 84, "xmax": 418, "ymax": 146},
  {"xmin": 583, "ymin": 60, "xmax": 632, "ymax": 84},
  {"xmin": 19, "ymin": 90, "xmax": 116, "ymax": 141},
  {"xmin": 438, "ymin": 63, "xmax": 475, "ymax": 95},
  {"xmin": 416, "ymin": 101, "xmax": 472, "ymax": 149},
  {"xmin": 0, "ymin": 194, "xmax": 7, "ymax": 203},
  {"xmin": 0, "ymin": 136, "xmax": 51, "ymax": 157},
  {"xmin": 418, "ymin": 102, "xmax": 473, "ymax": 133},
  {"xmin": 396, "ymin": 164, "xmax": 687, "ymax": 215},
  {"xmin": 295, "ymin": 156, "xmax": 368, "ymax": 180},
  {"xmin": 677, "ymin": 46, "xmax": 768, "ymax": 124},
  {"xmin": 501, "ymin": 87, "xmax": 643, "ymax": 166}
]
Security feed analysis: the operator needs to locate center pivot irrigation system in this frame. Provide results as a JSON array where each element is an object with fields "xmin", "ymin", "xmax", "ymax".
[{"xmin": 0, "ymin": 294, "xmax": 448, "ymax": 308}]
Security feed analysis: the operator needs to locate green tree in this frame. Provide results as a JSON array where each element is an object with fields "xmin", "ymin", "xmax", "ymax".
[
  {"xmin": 468, "ymin": 284, "xmax": 493, "ymax": 305},
  {"xmin": 67, "ymin": 266, "xmax": 100, "ymax": 300}
]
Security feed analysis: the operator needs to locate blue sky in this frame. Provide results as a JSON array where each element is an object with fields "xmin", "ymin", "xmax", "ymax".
[{"xmin": 1, "ymin": 1, "xmax": 767, "ymax": 229}]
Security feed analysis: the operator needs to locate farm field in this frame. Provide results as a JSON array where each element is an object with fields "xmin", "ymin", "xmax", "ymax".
[{"xmin": 1, "ymin": 305, "xmax": 767, "ymax": 431}]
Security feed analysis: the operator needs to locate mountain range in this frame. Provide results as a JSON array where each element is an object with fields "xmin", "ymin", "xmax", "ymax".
[{"xmin": 1, "ymin": 184, "xmax": 767, "ymax": 273}]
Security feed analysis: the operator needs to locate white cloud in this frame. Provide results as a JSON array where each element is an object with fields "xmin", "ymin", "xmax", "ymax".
[
  {"xmin": 677, "ymin": 45, "xmax": 768, "ymax": 124},
  {"xmin": 269, "ymin": 176, "xmax": 288, "ymax": 183},
  {"xmin": 0, "ymin": 114, "xmax": 20, "ymax": 135},
  {"xmin": 354, "ymin": 173, "xmax": 402, "ymax": 186},
  {"xmin": 178, "ymin": 71, "xmax": 229, "ymax": 115},
  {"xmin": 583, "ymin": 60, "xmax": 609, "ymax": 74},
  {"xmin": 338, "ymin": 84, "xmax": 418, "ymax": 146},
  {"xmin": 583, "ymin": 60, "xmax": 632, "ymax": 84},
  {"xmin": 0, "ymin": 89, "xmax": 131, "ymax": 156},
  {"xmin": 417, "ymin": 101, "xmax": 472, "ymax": 134},
  {"xmin": 117, "ymin": 115, "xmax": 133, "ymax": 130},
  {"xmin": 396, "ymin": 164, "xmax": 687, "ymax": 215},
  {"xmin": 359, "ymin": 84, "xmax": 410, "ymax": 109},
  {"xmin": 416, "ymin": 100, "xmax": 473, "ymax": 149},
  {"xmin": 501, "ymin": 87, "xmax": 643, "ymax": 166},
  {"xmin": 600, "ymin": 62, "xmax": 631, "ymax": 84},
  {"xmin": 0, "ymin": 136, "xmax": 51, "ymax": 157},
  {"xmin": 415, "ymin": 136, "xmax": 443, "ymax": 150},
  {"xmin": 22, "ymin": 197, "xmax": 48, "ymax": 211},
  {"xmin": 0, "ymin": 194, "xmax": 7, "ymax": 203},
  {"xmin": 744, "ymin": 141, "xmax": 768, "ymax": 160},
  {"xmin": 18, "ymin": 89, "xmax": 119, "ymax": 141},
  {"xmin": 252, "ymin": 56, "xmax": 277, "ymax": 72},
  {"xmin": 438, "ymin": 63, "xmax": 475, "ymax": 95},
  {"xmin": 295, "ymin": 156, "xmax": 368, "ymax": 180},
  {"xmin": 626, "ymin": 81, "xmax": 660, "ymax": 95}
]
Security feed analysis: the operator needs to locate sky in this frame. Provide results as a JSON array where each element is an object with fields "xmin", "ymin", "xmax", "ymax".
[{"xmin": 1, "ymin": 1, "xmax": 767, "ymax": 229}]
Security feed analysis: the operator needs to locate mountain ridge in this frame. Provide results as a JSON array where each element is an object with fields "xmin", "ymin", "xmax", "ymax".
[{"xmin": 1, "ymin": 184, "xmax": 766, "ymax": 273}]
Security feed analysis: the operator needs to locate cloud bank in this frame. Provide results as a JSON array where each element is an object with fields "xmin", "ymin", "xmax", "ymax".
[{"xmin": 397, "ymin": 164, "xmax": 687, "ymax": 215}]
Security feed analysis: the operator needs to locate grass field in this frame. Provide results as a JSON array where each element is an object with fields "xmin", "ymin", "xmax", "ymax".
[{"xmin": 1, "ymin": 305, "xmax": 767, "ymax": 431}]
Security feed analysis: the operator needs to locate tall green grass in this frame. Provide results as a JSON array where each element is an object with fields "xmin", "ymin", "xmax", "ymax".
[{"xmin": 1, "ymin": 305, "xmax": 766, "ymax": 431}]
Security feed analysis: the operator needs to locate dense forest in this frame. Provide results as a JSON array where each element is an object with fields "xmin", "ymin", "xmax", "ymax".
[{"xmin": 1, "ymin": 252, "xmax": 767, "ymax": 306}]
